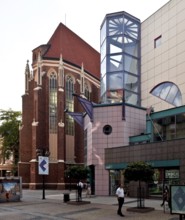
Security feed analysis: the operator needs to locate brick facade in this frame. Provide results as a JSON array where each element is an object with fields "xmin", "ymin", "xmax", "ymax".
[{"xmin": 19, "ymin": 23, "xmax": 100, "ymax": 189}]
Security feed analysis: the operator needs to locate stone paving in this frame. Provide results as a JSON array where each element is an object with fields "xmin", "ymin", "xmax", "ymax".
[{"xmin": 0, "ymin": 190, "xmax": 182, "ymax": 220}]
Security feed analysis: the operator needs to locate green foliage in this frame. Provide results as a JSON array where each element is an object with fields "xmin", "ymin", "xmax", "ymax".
[
  {"xmin": 124, "ymin": 161, "xmax": 154, "ymax": 183},
  {"xmin": 0, "ymin": 109, "xmax": 22, "ymax": 172},
  {"xmin": 65, "ymin": 165, "xmax": 89, "ymax": 180},
  {"xmin": 153, "ymin": 169, "xmax": 160, "ymax": 182}
]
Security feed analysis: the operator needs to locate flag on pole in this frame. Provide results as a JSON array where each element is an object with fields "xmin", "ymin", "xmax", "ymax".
[
  {"xmin": 65, "ymin": 109, "xmax": 84, "ymax": 127},
  {"xmin": 73, "ymin": 93, "xmax": 94, "ymax": 121}
]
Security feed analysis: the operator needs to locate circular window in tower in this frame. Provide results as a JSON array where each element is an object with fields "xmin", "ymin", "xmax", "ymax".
[{"xmin": 103, "ymin": 125, "xmax": 112, "ymax": 135}]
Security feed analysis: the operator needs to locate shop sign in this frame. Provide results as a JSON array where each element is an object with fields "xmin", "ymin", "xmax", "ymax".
[{"xmin": 165, "ymin": 170, "xmax": 179, "ymax": 179}]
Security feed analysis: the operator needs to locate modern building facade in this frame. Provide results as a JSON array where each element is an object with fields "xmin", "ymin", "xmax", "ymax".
[
  {"xmin": 141, "ymin": 0, "xmax": 185, "ymax": 111},
  {"xmin": 105, "ymin": 105, "xmax": 185, "ymax": 196},
  {"xmin": 18, "ymin": 23, "xmax": 100, "ymax": 189},
  {"xmin": 83, "ymin": 0, "xmax": 185, "ymax": 196}
]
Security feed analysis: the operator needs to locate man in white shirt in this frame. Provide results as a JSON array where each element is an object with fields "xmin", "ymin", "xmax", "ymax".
[
  {"xmin": 116, "ymin": 184, "xmax": 125, "ymax": 217},
  {"xmin": 77, "ymin": 180, "xmax": 83, "ymax": 201}
]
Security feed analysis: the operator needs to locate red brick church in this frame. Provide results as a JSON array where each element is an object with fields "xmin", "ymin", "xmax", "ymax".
[{"xmin": 18, "ymin": 23, "xmax": 100, "ymax": 189}]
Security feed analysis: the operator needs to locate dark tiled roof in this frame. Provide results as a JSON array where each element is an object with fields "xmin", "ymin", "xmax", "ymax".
[{"xmin": 44, "ymin": 23, "xmax": 100, "ymax": 79}]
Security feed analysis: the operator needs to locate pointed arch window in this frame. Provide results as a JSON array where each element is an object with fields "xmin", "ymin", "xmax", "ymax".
[
  {"xmin": 150, "ymin": 82, "xmax": 182, "ymax": 107},
  {"xmin": 65, "ymin": 75, "xmax": 74, "ymax": 135},
  {"xmin": 49, "ymin": 72, "xmax": 57, "ymax": 133},
  {"xmin": 84, "ymin": 83, "xmax": 91, "ymax": 100}
]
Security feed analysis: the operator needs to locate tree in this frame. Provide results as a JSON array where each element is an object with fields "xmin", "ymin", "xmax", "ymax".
[
  {"xmin": 0, "ymin": 109, "xmax": 21, "ymax": 175},
  {"xmin": 124, "ymin": 161, "xmax": 154, "ymax": 208},
  {"xmin": 65, "ymin": 165, "xmax": 89, "ymax": 181}
]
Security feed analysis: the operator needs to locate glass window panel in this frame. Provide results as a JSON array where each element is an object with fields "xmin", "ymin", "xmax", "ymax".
[
  {"xmin": 49, "ymin": 73, "xmax": 57, "ymax": 133},
  {"xmin": 173, "ymin": 91, "xmax": 182, "ymax": 106},
  {"xmin": 153, "ymin": 120, "xmax": 164, "ymax": 141},
  {"xmin": 124, "ymin": 73, "xmax": 138, "ymax": 92},
  {"xmin": 109, "ymin": 170, "xmax": 121, "ymax": 195},
  {"xmin": 124, "ymin": 37, "xmax": 138, "ymax": 57},
  {"xmin": 101, "ymin": 92, "xmax": 107, "ymax": 103},
  {"xmin": 101, "ymin": 40, "xmax": 106, "ymax": 61},
  {"xmin": 101, "ymin": 57, "xmax": 106, "ymax": 78},
  {"xmin": 107, "ymin": 89, "xmax": 123, "ymax": 103},
  {"xmin": 165, "ymin": 118, "xmax": 176, "ymax": 140},
  {"xmin": 101, "ymin": 75, "xmax": 106, "ymax": 95},
  {"xmin": 124, "ymin": 36, "xmax": 134, "ymax": 44},
  {"xmin": 176, "ymin": 114, "xmax": 185, "ymax": 139},
  {"xmin": 125, "ymin": 91, "xmax": 138, "ymax": 105},
  {"xmin": 160, "ymin": 83, "xmax": 171, "ymax": 100},
  {"xmin": 101, "ymin": 21, "xmax": 106, "ymax": 45},
  {"xmin": 124, "ymin": 17, "xmax": 139, "ymax": 40},
  {"xmin": 110, "ymin": 42, "xmax": 122, "ymax": 54},
  {"xmin": 153, "ymin": 114, "xmax": 185, "ymax": 141},
  {"xmin": 166, "ymin": 85, "xmax": 178, "ymax": 104},
  {"xmin": 107, "ymin": 35, "xmax": 123, "ymax": 54},
  {"xmin": 108, "ymin": 16, "xmax": 123, "ymax": 36},
  {"xmin": 65, "ymin": 76, "xmax": 74, "ymax": 135},
  {"xmin": 108, "ymin": 72, "xmax": 123, "ymax": 90},
  {"xmin": 66, "ymin": 76, "xmax": 74, "ymax": 110},
  {"xmin": 154, "ymin": 36, "xmax": 162, "ymax": 48},
  {"xmin": 151, "ymin": 82, "xmax": 182, "ymax": 107},
  {"xmin": 108, "ymin": 54, "xmax": 123, "ymax": 72},
  {"xmin": 124, "ymin": 55, "xmax": 138, "ymax": 75},
  {"xmin": 84, "ymin": 83, "xmax": 90, "ymax": 100},
  {"xmin": 151, "ymin": 84, "xmax": 165, "ymax": 96},
  {"xmin": 112, "ymin": 36, "xmax": 123, "ymax": 44}
]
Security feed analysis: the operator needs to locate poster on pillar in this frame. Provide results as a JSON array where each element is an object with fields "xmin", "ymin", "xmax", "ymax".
[
  {"xmin": 170, "ymin": 185, "xmax": 185, "ymax": 215},
  {"xmin": 0, "ymin": 177, "xmax": 22, "ymax": 202},
  {"xmin": 38, "ymin": 156, "xmax": 49, "ymax": 175}
]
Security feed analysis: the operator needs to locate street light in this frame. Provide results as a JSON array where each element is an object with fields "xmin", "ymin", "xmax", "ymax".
[{"xmin": 36, "ymin": 148, "xmax": 50, "ymax": 200}]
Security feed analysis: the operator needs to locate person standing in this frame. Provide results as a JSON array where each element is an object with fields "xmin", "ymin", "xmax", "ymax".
[
  {"xmin": 77, "ymin": 180, "xmax": 83, "ymax": 201},
  {"xmin": 116, "ymin": 184, "xmax": 125, "ymax": 217}
]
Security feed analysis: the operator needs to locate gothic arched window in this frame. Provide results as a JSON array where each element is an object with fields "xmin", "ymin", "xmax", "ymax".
[
  {"xmin": 49, "ymin": 72, "xmax": 57, "ymax": 133},
  {"xmin": 65, "ymin": 75, "xmax": 74, "ymax": 135},
  {"xmin": 84, "ymin": 83, "xmax": 91, "ymax": 100}
]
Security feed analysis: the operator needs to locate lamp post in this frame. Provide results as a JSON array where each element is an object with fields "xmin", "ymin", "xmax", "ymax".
[
  {"xmin": 67, "ymin": 173, "xmax": 71, "ymax": 191},
  {"xmin": 36, "ymin": 148, "xmax": 50, "ymax": 200}
]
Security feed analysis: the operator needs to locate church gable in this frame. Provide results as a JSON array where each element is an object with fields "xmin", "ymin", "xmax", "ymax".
[{"xmin": 43, "ymin": 23, "xmax": 100, "ymax": 80}]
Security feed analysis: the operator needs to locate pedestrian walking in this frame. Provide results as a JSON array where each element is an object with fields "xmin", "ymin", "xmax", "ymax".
[
  {"xmin": 161, "ymin": 185, "xmax": 169, "ymax": 207},
  {"xmin": 116, "ymin": 184, "xmax": 125, "ymax": 217},
  {"xmin": 77, "ymin": 180, "xmax": 83, "ymax": 201}
]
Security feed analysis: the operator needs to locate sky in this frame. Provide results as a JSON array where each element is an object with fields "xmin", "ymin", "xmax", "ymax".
[{"xmin": 0, "ymin": 0, "xmax": 170, "ymax": 111}]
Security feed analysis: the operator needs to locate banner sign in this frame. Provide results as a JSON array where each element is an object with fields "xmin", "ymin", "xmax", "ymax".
[{"xmin": 38, "ymin": 156, "xmax": 49, "ymax": 175}]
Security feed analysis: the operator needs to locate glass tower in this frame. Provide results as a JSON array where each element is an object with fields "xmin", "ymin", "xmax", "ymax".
[{"xmin": 100, "ymin": 11, "xmax": 141, "ymax": 106}]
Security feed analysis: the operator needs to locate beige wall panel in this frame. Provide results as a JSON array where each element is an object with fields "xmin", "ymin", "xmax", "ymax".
[
  {"xmin": 141, "ymin": 0, "xmax": 185, "ymax": 111},
  {"xmin": 66, "ymin": 135, "xmax": 74, "ymax": 163},
  {"xmin": 49, "ymin": 134, "xmax": 57, "ymax": 161}
]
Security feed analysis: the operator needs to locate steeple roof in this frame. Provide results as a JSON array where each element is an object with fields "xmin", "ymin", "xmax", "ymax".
[{"xmin": 43, "ymin": 23, "xmax": 100, "ymax": 79}]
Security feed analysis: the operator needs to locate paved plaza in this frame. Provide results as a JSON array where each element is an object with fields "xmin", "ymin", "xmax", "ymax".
[{"xmin": 0, "ymin": 190, "xmax": 182, "ymax": 220}]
